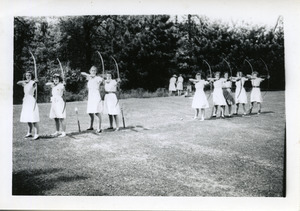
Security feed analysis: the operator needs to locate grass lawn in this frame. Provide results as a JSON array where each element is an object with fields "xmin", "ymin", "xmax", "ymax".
[{"xmin": 12, "ymin": 91, "xmax": 285, "ymax": 196}]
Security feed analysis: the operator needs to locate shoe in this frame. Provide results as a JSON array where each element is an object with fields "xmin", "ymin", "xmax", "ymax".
[
  {"xmin": 25, "ymin": 133, "xmax": 33, "ymax": 138},
  {"xmin": 51, "ymin": 131, "xmax": 60, "ymax": 137},
  {"xmin": 33, "ymin": 135, "xmax": 39, "ymax": 140},
  {"xmin": 115, "ymin": 128, "xmax": 120, "ymax": 131},
  {"xmin": 257, "ymin": 110, "xmax": 261, "ymax": 115},
  {"xmin": 211, "ymin": 114, "xmax": 216, "ymax": 118},
  {"xmin": 193, "ymin": 116, "xmax": 198, "ymax": 120},
  {"xmin": 87, "ymin": 127, "xmax": 94, "ymax": 131},
  {"xmin": 242, "ymin": 113, "xmax": 247, "ymax": 116},
  {"xmin": 107, "ymin": 127, "xmax": 113, "ymax": 130},
  {"xmin": 221, "ymin": 115, "xmax": 225, "ymax": 118},
  {"xmin": 58, "ymin": 132, "xmax": 66, "ymax": 138},
  {"xmin": 200, "ymin": 117, "xmax": 204, "ymax": 121},
  {"xmin": 233, "ymin": 113, "xmax": 238, "ymax": 115},
  {"xmin": 96, "ymin": 129, "xmax": 103, "ymax": 133}
]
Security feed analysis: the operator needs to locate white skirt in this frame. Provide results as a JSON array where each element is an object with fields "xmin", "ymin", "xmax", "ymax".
[
  {"xmin": 192, "ymin": 90, "xmax": 209, "ymax": 109},
  {"xmin": 169, "ymin": 83, "xmax": 176, "ymax": 91},
  {"xmin": 235, "ymin": 88, "xmax": 248, "ymax": 104},
  {"xmin": 250, "ymin": 88, "xmax": 263, "ymax": 103},
  {"xmin": 87, "ymin": 89, "xmax": 103, "ymax": 114},
  {"xmin": 103, "ymin": 93, "xmax": 120, "ymax": 115},
  {"xmin": 177, "ymin": 83, "xmax": 183, "ymax": 90},
  {"xmin": 49, "ymin": 96, "xmax": 66, "ymax": 119},
  {"xmin": 20, "ymin": 95, "xmax": 40, "ymax": 123},
  {"xmin": 213, "ymin": 88, "xmax": 227, "ymax": 106}
]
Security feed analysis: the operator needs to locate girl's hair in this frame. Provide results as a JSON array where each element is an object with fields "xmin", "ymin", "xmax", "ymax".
[
  {"xmin": 89, "ymin": 65, "xmax": 98, "ymax": 73},
  {"xmin": 106, "ymin": 70, "xmax": 115, "ymax": 78},
  {"xmin": 252, "ymin": 71, "xmax": 259, "ymax": 76},
  {"xmin": 237, "ymin": 71, "xmax": 243, "ymax": 77},
  {"xmin": 53, "ymin": 74, "xmax": 63, "ymax": 82},
  {"xmin": 214, "ymin": 71, "xmax": 220, "ymax": 76},
  {"xmin": 24, "ymin": 71, "xmax": 34, "ymax": 80},
  {"xmin": 195, "ymin": 72, "xmax": 202, "ymax": 78}
]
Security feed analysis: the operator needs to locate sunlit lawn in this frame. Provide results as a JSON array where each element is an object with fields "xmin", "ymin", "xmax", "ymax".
[{"xmin": 12, "ymin": 91, "xmax": 285, "ymax": 196}]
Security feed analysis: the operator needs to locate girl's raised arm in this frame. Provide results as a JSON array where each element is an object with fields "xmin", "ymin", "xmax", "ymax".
[
  {"xmin": 16, "ymin": 80, "xmax": 25, "ymax": 86},
  {"xmin": 81, "ymin": 72, "xmax": 90, "ymax": 78},
  {"xmin": 207, "ymin": 77, "xmax": 216, "ymax": 82},
  {"xmin": 231, "ymin": 77, "xmax": 241, "ymax": 82},
  {"xmin": 245, "ymin": 75, "xmax": 255, "ymax": 81},
  {"xmin": 45, "ymin": 82, "xmax": 54, "ymax": 87},
  {"xmin": 189, "ymin": 78, "xmax": 198, "ymax": 84},
  {"xmin": 260, "ymin": 75, "xmax": 270, "ymax": 80}
]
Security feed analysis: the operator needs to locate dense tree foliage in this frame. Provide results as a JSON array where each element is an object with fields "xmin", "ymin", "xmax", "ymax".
[{"xmin": 13, "ymin": 15, "xmax": 284, "ymax": 104}]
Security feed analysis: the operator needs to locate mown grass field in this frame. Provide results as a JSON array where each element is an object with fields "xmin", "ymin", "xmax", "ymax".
[{"xmin": 12, "ymin": 91, "xmax": 285, "ymax": 196}]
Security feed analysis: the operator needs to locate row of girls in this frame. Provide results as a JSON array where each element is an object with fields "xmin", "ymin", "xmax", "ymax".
[
  {"xmin": 190, "ymin": 71, "xmax": 269, "ymax": 121},
  {"xmin": 17, "ymin": 66, "xmax": 121, "ymax": 140}
]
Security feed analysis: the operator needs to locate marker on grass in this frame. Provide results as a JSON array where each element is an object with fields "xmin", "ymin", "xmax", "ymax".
[{"xmin": 75, "ymin": 107, "xmax": 81, "ymax": 132}]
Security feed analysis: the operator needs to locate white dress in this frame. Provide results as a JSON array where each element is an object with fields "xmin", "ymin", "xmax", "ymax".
[
  {"xmin": 169, "ymin": 77, "xmax": 177, "ymax": 91},
  {"xmin": 250, "ymin": 78, "xmax": 264, "ymax": 103},
  {"xmin": 20, "ymin": 80, "xmax": 40, "ymax": 123},
  {"xmin": 176, "ymin": 76, "xmax": 183, "ymax": 90},
  {"xmin": 192, "ymin": 80, "xmax": 209, "ymax": 109},
  {"xmin": 103, "ymin": 79, "xmax": 120, "ymax": 115},
  {"xmin": 235, "ymin": 77, "xmax": 248, "ymax": 104},
  {"xmin": 212, "ymin": 79, "xmax": 227, "ymax": 106},
  {"xmin": 87, "ymin": 76, "xmax": 103, "ymax": 114},
  {"xmin": 49, "ymin": 83, "xmax": 66, "ymax": 119}
]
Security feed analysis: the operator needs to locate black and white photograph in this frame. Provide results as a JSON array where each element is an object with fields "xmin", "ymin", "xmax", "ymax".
[{"xmin": 0, "ymin": 0, "xmax": 299, "ymax": 210}]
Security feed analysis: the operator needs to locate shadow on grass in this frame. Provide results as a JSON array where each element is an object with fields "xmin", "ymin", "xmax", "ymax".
[
  {"xmin": 101, "ymin": 125, "xmax": 150, "ymax": 133},
  {"xmin": 66, "ymin": 130, "xmax": 100, "ymax": 139},
  {"xmin": 36, "ymin": 126, "xmax": 151, "ymax": 140},
  {"xmin": 13, "ymin": 168, "xmax": 89, "ymax": 195},
  {"xmin": 123, "ymin": 125, "xmax": 150, "ymax": 132},
  {"xmin": 37, "ymin": 131, "xmax": 95, "ymax": 140},
  {"xmin": 207, "ymin": 111, "xmax": 276, "ymax": 120},
  {"xmin": 251, "ymin": 111, "xmax": 275, "ymax": 115}
]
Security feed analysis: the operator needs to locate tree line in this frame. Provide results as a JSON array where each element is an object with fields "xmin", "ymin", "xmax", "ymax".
[{"xmin": 13, "ymin": 15, "xmax": 284, "ymax": 104}]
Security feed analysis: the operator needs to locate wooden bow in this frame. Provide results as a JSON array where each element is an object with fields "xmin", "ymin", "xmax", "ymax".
[
  {"xmin": 57, "ymin": 58, "xmax": 65, "ymax": 83},
  {"xmin": 29, "ymin": 51, "xmax": 37, "ymax": 111},
  {"xmin": 203, "ymin": 60, "xmax": 212, "ymax": 99},
  {"xmin": 96, "ymin": 51, "xmax": 105, "ymax": 77},
  {"xmin": 57, "ymin": 58, "xmax": 66, "ymax": 113},
  {"xmin": 111, "ymin": 56, "xmax": 120, "ymax": 79},
  {"xmin": 244, "ymin": 59, "xmax": 253, "ymax": 75},
  {"xmin": 223, "ymin": 59, "xmax": 232, "ymax": 78},
  {"xmin": 111, "ymin": 56, "xmax": 120, "ymax": 106}
]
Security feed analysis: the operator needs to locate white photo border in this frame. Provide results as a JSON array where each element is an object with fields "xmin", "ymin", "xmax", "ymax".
[{"xmin": 1, "ymin": 0, "xmax": 299, "ymax": 210}]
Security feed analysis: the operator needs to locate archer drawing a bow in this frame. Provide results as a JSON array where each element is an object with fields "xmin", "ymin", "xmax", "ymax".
[
  {"xmin": 236, "ymin": 59, "xmax": 253, "ymax": 99},
  {"xmin": 111, "ymin": 56, "xmax": 125, "ymax": 128}
]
